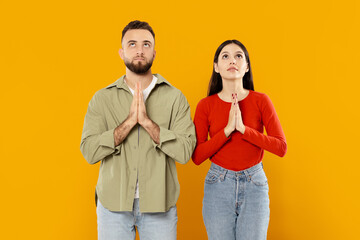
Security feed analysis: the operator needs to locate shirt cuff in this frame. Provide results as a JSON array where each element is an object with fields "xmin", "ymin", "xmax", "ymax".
[
  {"xmin": 152, "ymin": 126, "xmax": 176, "ymax": 149},
  {"xmin": 99, "ymin": 128, "xmax": 121, "ymax": 155}
]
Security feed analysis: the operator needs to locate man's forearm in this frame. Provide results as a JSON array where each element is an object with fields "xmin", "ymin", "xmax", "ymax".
[
  {"xmin": 114, "ymin": 118, "xmax": 136, "ymax": 146},
  {"xmin": 141, "ymin": 118, "xmax": 160, "ymax": 144}
]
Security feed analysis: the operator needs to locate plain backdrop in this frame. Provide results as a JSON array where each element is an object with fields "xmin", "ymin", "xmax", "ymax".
[{"xmin": 1, "ymin": 0, "xmax": 359, "ymax": 239}]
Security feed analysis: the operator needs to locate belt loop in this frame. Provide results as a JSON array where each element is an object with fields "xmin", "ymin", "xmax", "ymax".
[
  {"xmin": 244, "ymin": 170, "xmax": 251, "ymax": 182},
  {"xmin": 220, "ymin": 169, "xmax": 227, "ymax": 181}
]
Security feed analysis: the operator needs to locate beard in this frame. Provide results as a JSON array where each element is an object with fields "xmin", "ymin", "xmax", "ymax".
[{"xmin": 124, "ymin": 57, "xmax": 153, "ymax": 74}]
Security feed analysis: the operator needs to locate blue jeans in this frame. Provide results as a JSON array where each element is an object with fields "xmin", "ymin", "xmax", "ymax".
[
  {"xmin": 203, "ymin": 162, "xmax": 270, "ymax": 240},
  {"xmin": 96, "ymin": 198, "xmax": 177, "ymax": 240}
]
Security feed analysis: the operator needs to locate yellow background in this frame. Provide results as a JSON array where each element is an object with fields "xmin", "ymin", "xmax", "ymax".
[{"xmin": 1, "ymin": 0, "xmax": 359, "ymax": 239}]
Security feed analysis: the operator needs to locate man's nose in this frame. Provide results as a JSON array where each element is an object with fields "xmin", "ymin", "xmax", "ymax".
[{"xmin": 136, "ymin": 46, "xmax": 144, "ymax": 55}]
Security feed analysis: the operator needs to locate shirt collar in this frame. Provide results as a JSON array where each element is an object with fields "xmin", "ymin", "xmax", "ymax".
[{"xmin": 105, "ymin": 73, "xmax": 171, "ymax": 90}]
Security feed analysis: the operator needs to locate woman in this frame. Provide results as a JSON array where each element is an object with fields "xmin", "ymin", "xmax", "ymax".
[{"xmin": 192, "ymin": 40, "xmax": 287, "ymax": 240}]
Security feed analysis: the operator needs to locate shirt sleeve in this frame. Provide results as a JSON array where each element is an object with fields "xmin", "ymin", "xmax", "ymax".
[
  {"xmin": 80, "ymin": 92, "xmax": 121, "ymax": 165},
  {"xmin": 242, "ymin": 94, "xmax": 287, "ymax": 157},
  {"xmin": 152, "ymin": 92, "xmax": 196, "ymax": 164},
  {"xmin": 191, "ymin": 98, "xmax": 231, "ymax": 165}
]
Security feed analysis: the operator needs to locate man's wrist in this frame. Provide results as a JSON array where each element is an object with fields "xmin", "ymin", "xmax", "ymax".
[
  {"xmin": 140, "ymin": 117, "xmax": 153, "ymax": 129},
  {"xmin": 125, "ymin": 116, "xmax": 137, "ymax": 128},
  {"xmin": 114, "ymin": 117, "xmax": 136, "ymax": 146}
]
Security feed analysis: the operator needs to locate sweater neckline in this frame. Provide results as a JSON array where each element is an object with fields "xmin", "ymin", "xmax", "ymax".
[{"xmin": 216, "ymin": 90, "xmax": 252, "ymax": 103}]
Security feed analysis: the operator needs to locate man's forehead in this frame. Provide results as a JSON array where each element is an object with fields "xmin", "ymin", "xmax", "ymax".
[{"xmin": 122, "ymin": 29, "xmax": 154, "ymax": 43}]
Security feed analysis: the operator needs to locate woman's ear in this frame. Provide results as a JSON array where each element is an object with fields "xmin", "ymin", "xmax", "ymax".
[{"xmin": 214, "ymin": 63, "xmax": 219, "ymax": 73}]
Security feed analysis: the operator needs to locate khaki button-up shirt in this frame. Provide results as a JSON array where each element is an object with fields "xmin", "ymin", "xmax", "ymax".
[{"xmin": 80, "ymin": 74, "xmax": 196, "ymax": 212}]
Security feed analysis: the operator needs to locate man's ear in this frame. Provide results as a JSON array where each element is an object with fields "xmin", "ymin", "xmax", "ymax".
[
  {"xmin": 119, "ymin": 49, "xmax": 124, "ymax": 60},
  {"xmin": 153, "ymin": 49, "xmax": 156, "ymax": 60}
]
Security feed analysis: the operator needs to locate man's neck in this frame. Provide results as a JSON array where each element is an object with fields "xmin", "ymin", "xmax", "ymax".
[{"xmin": 124, "ymin": 69, "xmax": 153, "ymax": 90}]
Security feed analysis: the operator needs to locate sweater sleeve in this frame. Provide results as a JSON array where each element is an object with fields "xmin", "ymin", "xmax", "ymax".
[
  {"xmin": 192, "ymin": 99, "xmax": 231, "ymax": 165},
  {"xmin": 242, "ymin": 94, "xmax": 287, "ymax": 157}
]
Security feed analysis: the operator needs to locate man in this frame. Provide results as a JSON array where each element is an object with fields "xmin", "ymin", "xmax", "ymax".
[{"xmin": 80, "ymin": 20, "xmax": 196, "ymax": 240}]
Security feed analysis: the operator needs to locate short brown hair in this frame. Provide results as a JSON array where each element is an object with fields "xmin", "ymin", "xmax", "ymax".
[{"xmin": 122, "ymin": 20, "xmax": 155, "ymax": 42}]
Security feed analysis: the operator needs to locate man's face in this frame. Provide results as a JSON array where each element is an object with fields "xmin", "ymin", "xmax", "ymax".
[{"xmin": 119, "ymin": 29, "xmax": 156, "ymax": 74}]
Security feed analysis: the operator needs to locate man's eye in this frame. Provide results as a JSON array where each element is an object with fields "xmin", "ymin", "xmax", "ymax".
[
  {"xmin": 144, "ymin": 43, "xmax": 150, "ymax": 47},
  {"xmin": 130, "ymin": 43, "xmax": 135, "ymax": 47}
]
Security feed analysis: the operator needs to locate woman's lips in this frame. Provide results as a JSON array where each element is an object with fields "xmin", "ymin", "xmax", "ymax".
[{"xmin": 227, "ymin": 67, "xmax": 238, "ymax": 71}]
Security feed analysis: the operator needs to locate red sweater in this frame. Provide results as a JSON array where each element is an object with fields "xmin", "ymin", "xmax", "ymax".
[{"xmin": 192, "ymin": 91, "xmax": 287, "ymax": 171}]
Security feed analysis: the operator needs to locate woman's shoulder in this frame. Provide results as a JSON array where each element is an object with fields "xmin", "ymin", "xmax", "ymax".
[
  {"xmin": 248, "ymin": 90, "xmax": 275, "ymax": 111},
  {"xmin": 248, "ymin": 90, "xmax": 271, "ymax": 102},
  {"xmin": 195, "ymin": 94, "xmax": 219, "ymax": 111},
  {"xmin": 249, "ymin": 90, "xmax": 266, "ymax": 97},
  {"xmin": 197, "ymin": 94, "xmax": 219, "ymax": 105}
]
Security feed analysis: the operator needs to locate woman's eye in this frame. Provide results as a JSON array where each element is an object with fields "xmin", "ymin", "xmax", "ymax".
[
  {"xmin": 236, "ymin": 54, "xmax": 243, "ymax": 58},
  {"xmin": 222, "ymin": 54, "xmax": 228, "ymax": 59}
]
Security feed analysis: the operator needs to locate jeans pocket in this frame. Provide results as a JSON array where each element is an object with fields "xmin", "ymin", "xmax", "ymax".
[
  {"xmin": 205, "ymin": 169, "xmax": 220, "ymax": 184},
  {"xmin": 250, "ymin": 169, "xmax": 268, "ymax": 186}
]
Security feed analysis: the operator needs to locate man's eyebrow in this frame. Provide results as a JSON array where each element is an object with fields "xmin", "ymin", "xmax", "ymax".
[{"xmin": 127, "ymin": 40, "xmax": 152, "ymax": 44}]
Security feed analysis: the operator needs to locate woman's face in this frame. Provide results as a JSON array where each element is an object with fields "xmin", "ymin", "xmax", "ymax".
[{"xmin": 214, "ymin": 43, "xmax": 249, "ymax": 81}]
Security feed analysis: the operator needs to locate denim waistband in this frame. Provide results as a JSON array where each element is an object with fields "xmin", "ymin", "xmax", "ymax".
[{"xmin": 209, "ymin": 162, "xmax": 263, "ymax": 178}]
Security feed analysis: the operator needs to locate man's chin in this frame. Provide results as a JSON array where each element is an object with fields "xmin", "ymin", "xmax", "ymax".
[
  {"xmin": 124, "ymin": 59, "xmax": 153, "ymax": 74},
  {"xmin": 131, "ymin": 63, "xmax": 152, "ymax": 74},
  {"xmin": 132, "ymin": 66, "xmax": 150, "ymax": 74},
  {"xmin": 133, "ymin": 70, "xmax": 149, "ymax": 75}
]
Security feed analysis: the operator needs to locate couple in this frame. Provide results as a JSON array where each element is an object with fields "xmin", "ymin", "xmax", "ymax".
[{"xmin": 80, "ymin": 20, "xmax": 287, "ymax": 240}]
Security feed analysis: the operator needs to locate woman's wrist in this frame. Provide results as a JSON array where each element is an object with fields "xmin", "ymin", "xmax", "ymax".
[
  {"xmin": 238, "ymin": 125, "xmax": 245, "ymax": 134},
  {"xmin": 224, "ymin": 126, "xmax": 233, "ymax": 137}
]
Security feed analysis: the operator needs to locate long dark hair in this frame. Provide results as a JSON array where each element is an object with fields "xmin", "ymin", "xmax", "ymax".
[{"xmin": 207, "ymin": 40, "xmax": 254, "ymax": 96}]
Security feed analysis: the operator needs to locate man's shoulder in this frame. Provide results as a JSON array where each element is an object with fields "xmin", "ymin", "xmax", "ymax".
[
  {"xmin": 88, "ymin": 84, "xmax": 118, "ymax": 106},
  {"xmin": 154, "ymin": 74, "xmax": 184, "ymax": 95},
  {"xmin": 92, "ymin": 76, "xmax": 126, "ymax": 97}
]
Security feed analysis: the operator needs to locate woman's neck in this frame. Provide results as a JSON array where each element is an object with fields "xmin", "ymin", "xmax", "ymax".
[{"xmin": 218, "ymin": 78, "xmax": 249, "ymax": 102}]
